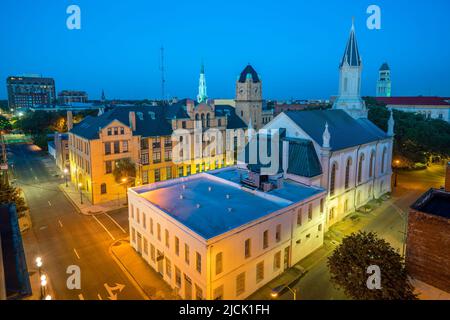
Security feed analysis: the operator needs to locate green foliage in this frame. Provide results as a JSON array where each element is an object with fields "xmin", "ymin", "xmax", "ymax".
[
  {"xmin": 0, "ymin": 115, "xmax": 12, "ymax": 131},
  {"xmin": 365, "ymin": 97, "xmax": 450, "ymax": 166},
  {"xmin": 113, "ymin": 158, "xmax": 136, "ymax": 185},
  {"xmin": 0, "ymin": 182, "xmax": 28, "ymax": 214},
  {"xmin": 32, "ymin": 133, "xmax": 50, "ymax": 151},
  {"xmin": 327, "ymin": 231, "xmax": 417, "ymax": 300}
]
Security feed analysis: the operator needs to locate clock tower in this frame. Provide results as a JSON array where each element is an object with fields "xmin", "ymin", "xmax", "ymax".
[{"xmin": 235, "ymin": 64, "xmax": 263, "ymax": 129}]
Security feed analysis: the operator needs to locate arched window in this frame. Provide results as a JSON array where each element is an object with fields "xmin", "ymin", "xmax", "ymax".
[
  {"xmin": 344, "ymin": 77, "xmax": 348, "ymax": 92},
  {"xmin": 345, "ymin": 157, "xmax": 352, "ymax": 189},
  {"xmin": 330, "ymin": 162, "xmax": 338, "ymax": 196},
  {"xmin": 201, "ymin": 113, "xmax": 205, "ymax": 128},
  {"xmin": 100, "ymin": 183, "xmax": 107, "ymax": 194},
  {"xmin": 358, "ymin": 153, "xmax": 365, "ymax": 183},
  {"xmin": 206, "ymin": 113, "xmax": 210, "ymax": 128},
  {"xmin": 381, "ymin": 147, "xmax": 387, "ymax": 174},
  {"xmin": 369, "ymin": 151, "xmax": 375, "ymax": 178}
]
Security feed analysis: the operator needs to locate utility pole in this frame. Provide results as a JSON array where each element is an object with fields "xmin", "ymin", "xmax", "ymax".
[{"xmin": 159, "ymin": 46, "xmax": 166, "ymax": 102}]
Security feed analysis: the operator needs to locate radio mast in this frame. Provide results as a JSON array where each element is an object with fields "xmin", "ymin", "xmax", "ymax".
[{"xmin": 159, "ymin": 46, "xmax": 166, "ymax": 101}]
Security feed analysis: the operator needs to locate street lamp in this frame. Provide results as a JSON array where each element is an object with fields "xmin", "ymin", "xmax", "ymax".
[
  {"xmin": 78, "ymin": 182, "xmax": 83, "ymax": 204},
  {"xmin": 270, "ymin": 284, "xmax": 297, "ymax": 300},
  {"xmin": 394, "ymin": 160, "xmax": 400, "ymax": 187},
  {"xmin": 35, "ymin": 257, "xmax": 43, "ymax": 297},
  {"xmin": 40, "ymin": 274, "xmax": 47, "ymax": 299},
  {"xmin": 121, "ymin": 178, "xmax": 128, "ymax": 205},
  {"xmin": 64, "ymin": 168, "xmax": 69, "ymax": 187},
  {"xmin": 44, "ymin": 295, "xmax": 52, "ymax": 300}
]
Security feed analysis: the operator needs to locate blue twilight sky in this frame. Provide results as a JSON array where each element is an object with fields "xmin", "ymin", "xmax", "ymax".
[{"xmin": 1, "ymin": 0, "xmax": 449, "ymax": 100}]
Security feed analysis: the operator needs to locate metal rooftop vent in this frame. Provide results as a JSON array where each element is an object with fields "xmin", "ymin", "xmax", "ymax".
[
  {"xmin": 208, "ymin": 186, "xmax": 212, "ymax": 192},
  {"xmin": 196, "ymin": 203, "xmax": 201, "ymax": 208},
  {"xmin": 179, "ymin": 194, "xmax": 184, "ymax": 200},
  {"xmin": 226, "ymin": 194, "xmax": 230, "ymax": 199}
]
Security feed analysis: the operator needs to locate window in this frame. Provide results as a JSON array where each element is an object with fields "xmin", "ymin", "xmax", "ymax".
[
  {"xmin": 130, "ymin": 205, "xmax": 134, "ymax": 219},
  {"xmin": 120, "ymin": 127, "xmax": 124, "ymax": 135},
  {"xmin": 150, "ymin": 244, "xmax": 155, "ymax": 262},
  {"xmin": 273, "ymin": 251, "xmax": 281, "ymax": 271},
  {"xmin": 320, "ymin": 198, "xmax": 324, "ymax": 213},
  {"xmin": 104, "ymin": 142, "xmax": 111, "ymax": 155},
  {"xmin": 131, "ymin": 228, "xmax": 136, "ymax": 243},
  {"xmin": 244, "ymin": 239, "xmax": 251, "ymax": 258},
  {"xmin": 175, "ymin": 267, "xmax": 181, "ymax": 287},
  {"xmin": 143, "ymin": 213, "xmax": 146, "ymax": 229},
  {"xmin": 165, "ymin": 258, "xmax": 172, "ymax": 279},
  {"xmin": 157, "ymin": 223, "xmax": 161, "ymax": 241},
  {"xmin": 150, "ymin": 218, "xmax": 153, "ymax": 235},
  {"xmin": 297, "ymin": 208, "xmax": 302, "ymax": 226},
  {"xmin": 195, "ymin": 285, "xmax": 203, "ymax": 300},
  {"xmin": 114, "ymin": 127, "xmax": 118, "ymax": 135},
  {"xmin": 215, "ymin": 252, "xmax": 223, "ymax": 275},
  {"xmin": 330, "ymin": 162, "xmax": 337, "ymax": 196},
  {"xmin": 178, "ymin": 166, "xmax": 184, "ymax": 177},
  {"xmin": 100, "ymin": 183, "xmax": 107, "ymax": 194},
  {"xmin": 236, "ymin": 272, "xmax": 245, "ymax": 296},
  {"xmin": 185, "ymin": 244, "xmax": 190, "ymax": 265},
  {"xmin": 155, "ymin": 169, "xmax": 161, "ymax": 182},
  {"xmin": 308, "ymin": 204, "xmax": 313, "ymax": 221},
  {"xmin": 122, "ymin": 141, "xmax": 128, "ymax": 153},
  {"xmin": 164, "ymin": 136, "xmax": 172, "ymax": 148},
  {"xmin": 105, "ymin": 161, "xmax": 112, "ymax": 174},
  {"xmin": 107, "ymin": 128, "xmax": 112, "ymax": 136},
  {"xmin": 141, "ymin": 139, "xmax": 149, "ymax": 150},
  {"xmin": 165, "ymin": 229, "xmax": 169, "ymax": 248},
  {"xmin": 164, "ymin": 150, "xmax": 172, "ymax": 161},
  {"xmin": 175, "ymin": 237, "xmax": 180, "ymax": 256},
  {"xmin": 369, "ymin": 151, "xmax": 375, "ymax": 178},
  {"xmin": 186, "ymin": 166, "xmax": 191, "ymax": 175},
  {"xmin": 358, "ymin": 154, "xmax": 365, "ymax": 183},
  {"xmin": 329, "ymin": 207, "xmax": 335, "ymax": 221},
  {"xmin": 142, "ymin": 170, "xmax": 149, "ymax": 184},
  {"xmin": 136, "ymin": 208, "xmax": 140, "ymax": 224},
  {"xmin": 263, "ymin": 230, "xmax": 269, "ymax": 249},
  {"xmin": 141, "ymin": 153, "xmax": 149, "ymax": 165},
  {"xmin": 196, "ymin": 252, "xmax": 202, "ymax": 274},
  {"xmin": 345, "ymin": 158, "xmax": 352, "ymax": 189},
  {"xmin": 275, "ymin": 224, "xmax": 281, "ymax": 242},
  {"xmin": 143, "ymin": 238, "xmax": 148, "ymax": 255},
  {"xmin": 344, "ymin": 199, "xmax": 349, "ymax": 213},
  {"xmin": 181, "ymin": 121, "xmax": 186, "ymax": 129},
  {"xmin": 256, "ymin": 262, "xmax": 264, "ymax": 283},
  {"xmin": 114, "ymin": 141, "xmax": 120, "ymax": 154},
  {"xmin": 318, "ymin": 224, "xmax": 323, "ymax": 232},
  {"xmin": 381, "ymin": 147, "xmax": 387, "ymax": 174},
  {"xmin": 153, "ymin": 152, "xmax": 161, "ymax": 163},
  {"xmin": 214, "ymin": 286, "xmax": 224, "ymax": 300},
  {"xmin": 152, "ymin": 137, "xmax": 161, "ymax": 149},
  {"xmin": 166, "ymin": 167, "xmax": 172, "ymax": 179}
]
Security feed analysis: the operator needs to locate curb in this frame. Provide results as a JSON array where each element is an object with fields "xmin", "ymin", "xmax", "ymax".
[{"xmin": 108, "ymin": 238, "xmax": 151, "ymax": 300}]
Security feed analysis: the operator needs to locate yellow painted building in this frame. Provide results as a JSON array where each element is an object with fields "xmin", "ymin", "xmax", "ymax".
[{"xmin": 68, "ymin": 100, "xmax": 247, "ymax": 204}]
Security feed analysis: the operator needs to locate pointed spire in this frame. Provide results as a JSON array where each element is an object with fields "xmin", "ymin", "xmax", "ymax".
[
  {"xmin": 101, "ymin": 89, "xmax": 106, "ymax": 102},
  {"xmin": 388, "ymin": 109, "xmax": 395, "ymax": 136},
  {"xmin": 322, "ymin": 122, "xmax": 331, "ymax": 148},
  {"xmin": 340, "ymin": 19, "xmax": 361, "ymax": 67},
  {"xmin": 197, "ymin": 61, "xmax": 208, "ymax": 103}
]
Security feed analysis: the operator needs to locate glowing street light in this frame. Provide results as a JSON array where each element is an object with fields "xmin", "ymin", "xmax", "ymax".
[
  {"xmin": 63, "ymin": 168, "xmax": 69, "ymax": 187},
  {"xmin": 270, "ymin": 284, "xmax": 297, "ymax": 300},
  {"xmin": 44, "ymin": 295, "xmax": 52, "ymax": 300},
  {"xmin": 35, "ymin": 257, "xmax": 42, "ymax": 268}
]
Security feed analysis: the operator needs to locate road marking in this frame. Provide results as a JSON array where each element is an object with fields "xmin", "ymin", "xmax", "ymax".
[
  {"xmin": 97, "ymin": 294, "xmax": 103, "ymax": 300},
  {"xmin": 58, "ymin": 219, "xmax": 63, "ymax": 228},
  {"xmin": 48, "ymin": 201, "xmax": 52, "ymax": 206},
  {"xmin": 78, "ymin": 293, "xmax": 85, "ymax": 300},
  {"xmin": 92, "ymin": 215, "xmax": 116, "ymax": 241},
  {"xmin": 104, "ymin": 283, "xmax": 125, "ymax": 300},
  {"xmin": 105, "ymin": 213, "xmax": 127, "ymax": 234},
  {"xmin": 73, "ymin": 248, "xmax": 80, "ymax": 259}
]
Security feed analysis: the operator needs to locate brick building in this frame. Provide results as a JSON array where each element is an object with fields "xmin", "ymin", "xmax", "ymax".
[{"xmin": 407, "ymin": 162, "xmax": 450, "ymax": 293}]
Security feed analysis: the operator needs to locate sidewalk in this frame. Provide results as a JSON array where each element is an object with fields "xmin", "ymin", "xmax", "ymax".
[
  {"xmin": 109, "ymin": 239, "xmax": 179, "ymax": 300},
  {"xmin": 59, "ymin": 182, "xmax": 127, "ymax": 215}
]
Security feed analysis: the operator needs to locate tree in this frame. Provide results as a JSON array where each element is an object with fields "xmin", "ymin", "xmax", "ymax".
[
  {"xmin": 327, "ymin": 231, "xmax": 417, "ymax": 300},
  {"xmin": 0, "ymin": 115, "xmax": 12, "ymax": 131},
  {"xmin": 112, "ymin": 158, "xmax": 136, "ymax": 185},
  {"xmin": 0, "ymin": 182, "xmax": 28, "ymax": 215}
]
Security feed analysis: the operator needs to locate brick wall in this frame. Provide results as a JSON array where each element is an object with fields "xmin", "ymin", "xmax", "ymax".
[{"xmin": 406, "ymin": 209, "xmax": 450, "ymax": 293}]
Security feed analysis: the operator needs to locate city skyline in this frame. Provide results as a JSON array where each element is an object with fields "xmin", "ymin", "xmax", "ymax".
[{"xmin": 1, "ymin": 0, "xmax": 450, "ymax": 100}]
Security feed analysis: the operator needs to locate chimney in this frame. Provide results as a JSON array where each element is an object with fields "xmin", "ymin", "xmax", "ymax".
[
  {"xmin": 67, "ymin": 111, "xmax": 73, "ymax": 131},
  {"xmin": 445, "ymin": 162, "xmax": 450, "ymax": 192},
  {"xmin": 129, "ymin": 111, "xmax": 136, "ymax": 131}
]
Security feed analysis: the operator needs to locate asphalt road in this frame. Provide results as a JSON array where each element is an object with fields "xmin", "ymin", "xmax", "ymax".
[{"xmin": 9, "ymin": 144, "xmax": 143, "ymax": 300}]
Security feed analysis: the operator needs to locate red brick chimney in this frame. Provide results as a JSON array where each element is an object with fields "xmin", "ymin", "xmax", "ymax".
[
  {"xmin": 445, "ymin": 161, "xmax": 450, "ymax": 192},
  {"xmin": 129, "ymin": 111, "xmax": 136, "ymax": 131}
]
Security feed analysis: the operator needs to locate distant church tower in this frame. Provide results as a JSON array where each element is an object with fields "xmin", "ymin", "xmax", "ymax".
[
  {"xmin": 332, "ymin": 19, "xmax": 368, "ymax": 119},
  {"xmin": 235, "ymin": 64, "xmax": 263, "ymax": 129},
  {"xmin": 197, "ymin": 62, "xmax": 208, "ymax": 103},
  {"xmin": 376, "ymin": 62, "xmax": 391, "ymax": 97}
]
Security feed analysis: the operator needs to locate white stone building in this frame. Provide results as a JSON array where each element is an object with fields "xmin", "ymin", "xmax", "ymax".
[
  {"xmin": 263, "ymin": 21, "xmax": 394, "ymax": 227},
  {"xmin": 128, "ymin": 168, "xmax": 326, "ymax": 300},
  {"xmin": 376, "ymin": 63, "xmax": 392, "ymax": 97}
]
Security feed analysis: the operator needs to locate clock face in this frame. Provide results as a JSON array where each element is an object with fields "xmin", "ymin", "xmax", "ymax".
[{"xmin": 239, "ymin": 89, "xmax": 244, "ymax": 95}]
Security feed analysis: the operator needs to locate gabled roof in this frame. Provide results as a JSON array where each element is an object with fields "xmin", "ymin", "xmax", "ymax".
[
  {"xmin": 284, "ymin": 110, "xmax": 388, "ymax": 151},
  {"xmin": 70, "ymin": 100, "xmax": 246, "ymax": 140},
  {"xmin": 375, "ymin": 96, "xmax": 450, "ymax": 106},
  {"xmin": 238, "ymin": 64, "xmax": 260, "ymax": 83},
  {"xmin": 340, "ymin": 23, "xmax": 361, "ymax": 67},
  {"xmin": 284, "ymin": 138, "xmax": 322, "ymax": 177}
]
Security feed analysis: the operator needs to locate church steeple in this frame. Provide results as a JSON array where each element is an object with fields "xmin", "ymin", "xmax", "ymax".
[
  {"xmin": 332, "ymin": 19, "xmax": 367, "ymax": 119},
  {"xmin": 197, "ymin": 62, "xmax": 208, "ymax": 103}
]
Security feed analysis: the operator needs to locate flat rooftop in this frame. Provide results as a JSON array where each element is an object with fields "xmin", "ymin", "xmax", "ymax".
[
  {"xmin": 411, "ymin": 188, "xmax": 450, "ymax": 219},
  {"xmin": 132, "ymin": 168, "xmax": 324, "ymax": 240}
]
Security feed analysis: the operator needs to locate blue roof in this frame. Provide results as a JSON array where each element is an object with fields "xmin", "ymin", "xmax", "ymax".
[
  {"xmin": 238, "ymin": 64, "xmax": 260, "ymax": 83},
  {"xmin": 284, "ymin": 110, "xmax": 388, "ymax": 151},
  {"xmin": 284, "ymin": 137, "xmax": 322, "ymax": 177},
  {"xmin": 70, "ymin": 100, "xmax": 246, "ymax": 139},
  {"xmin": 134, "ymin": 169, "xmax": 323, "ymax": 239},
  {"xmin": 340, "ymin": 25, "xmax": 361, "ymax": 67}
]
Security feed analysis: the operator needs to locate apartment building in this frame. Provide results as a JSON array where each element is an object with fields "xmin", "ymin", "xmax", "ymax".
[{"xmin": 128, "ymin": 167, "xmax": 326, "ymax": 300}]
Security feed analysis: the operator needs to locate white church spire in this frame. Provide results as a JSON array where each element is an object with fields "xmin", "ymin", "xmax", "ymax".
[
  {"xmin": 322, "ymin": 122, "xmax": 331, "ymax": 148},
  {"xmin": 388, "ymin": 109, "xmax": 395, "ymax": 136},
  {"xmin": 197, "ymin": 61, "xmax": 208, "ymax": 103}
]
